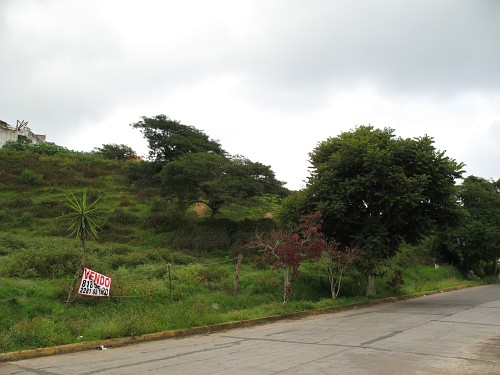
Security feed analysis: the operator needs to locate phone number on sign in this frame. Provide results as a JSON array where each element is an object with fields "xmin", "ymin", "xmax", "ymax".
[{"xmin": 79, "ymin": 280, "xmax": 109, "ymax": 296}]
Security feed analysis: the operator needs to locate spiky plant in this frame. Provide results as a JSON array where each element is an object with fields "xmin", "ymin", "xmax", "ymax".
[
  {"xmin": 65, "ymin": 191, "xmax": 101, "ymax": 303},
  {"xmin": 65, "ymin": 191, "xmax": 100, "ymax": 265}
]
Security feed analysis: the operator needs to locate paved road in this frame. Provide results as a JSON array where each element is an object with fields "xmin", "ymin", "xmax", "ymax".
[{"xmin": 1, "ymin": 285, "xmax": 499, "ymax": 374}]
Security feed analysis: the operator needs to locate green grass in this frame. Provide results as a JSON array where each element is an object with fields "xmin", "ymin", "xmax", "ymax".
[
  {"xmin": 0, "ymin": 260, "xmax": 480, "ymax": 353},
  {"xmin": 0, "ymin": 148, "xmax": 483, "ymax": 353},
  {"xmin": 400, "ymin": 265, "xmax": 473, "ymax": 294}
]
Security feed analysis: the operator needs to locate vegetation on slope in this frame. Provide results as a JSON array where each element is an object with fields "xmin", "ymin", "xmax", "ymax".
[{"xmin": 0, "ymin": 148, "xmax": 482, "ymax": 353}]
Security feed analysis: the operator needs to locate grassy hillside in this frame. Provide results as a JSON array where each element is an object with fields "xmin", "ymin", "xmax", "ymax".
[{"xmin": 0, "ymin": 149, "xmax": 479, "ymax": 353}]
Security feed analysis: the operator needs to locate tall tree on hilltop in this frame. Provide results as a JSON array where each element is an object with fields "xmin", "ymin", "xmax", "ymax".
[
  {"xmin": 306, "ymin": 126, "xmax": 464, "ymax": 296},
  {"xmin": 131, "ymin": 115, "xmax": 225, "ymax": 163},
  {"xmin": 94, "ymin": 144, "xmax": 137, "ymax": 160}
]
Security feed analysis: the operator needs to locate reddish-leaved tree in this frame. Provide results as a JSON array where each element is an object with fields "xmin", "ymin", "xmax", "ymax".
[{"xmin": 249, "ymin": 212, "xmax": 326, "ymax": 304}]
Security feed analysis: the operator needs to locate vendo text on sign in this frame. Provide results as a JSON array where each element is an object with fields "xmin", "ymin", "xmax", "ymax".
[{"xmin": 78, "ymin": 268, "xmax": 112, "ymax": 297}]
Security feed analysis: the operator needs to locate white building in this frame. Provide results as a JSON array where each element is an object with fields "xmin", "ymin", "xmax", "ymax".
[{"xmin": 0, "ymin": 120, "xmax": 46, "ymax": 148}]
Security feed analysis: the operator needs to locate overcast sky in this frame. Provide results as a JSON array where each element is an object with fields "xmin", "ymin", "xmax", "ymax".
[{"xmin": 1, "ymin": 0, "xmax": 499, "ymax": 190}]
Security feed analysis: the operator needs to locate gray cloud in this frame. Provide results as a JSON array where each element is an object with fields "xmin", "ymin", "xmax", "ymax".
[
  {"xmin": 229, "ymin": 1, "xmax": 500, "ymax": 99},
  {"xmin": 1, "ymin": 0, "xmax": 499, "ymax": 188}
]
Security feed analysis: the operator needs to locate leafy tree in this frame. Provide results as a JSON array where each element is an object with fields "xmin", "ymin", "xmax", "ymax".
[
  {"xmin": 125, "ymin": 159, "xmax": 162, "ymax": 186},
  {"xmin": 275, "ymin": 190, "xmax": 313, "ymax": 230},
  {"xmin": 159, "ymin": 152, "xmax": 287, "ymax": 218},
  {"xmin": 438, "ymin": 176, "xmax": 500, "ymax": 274},
  {"xmin": 306, "ymin": 126, "xmax": 464, "ymax": 296},
  {"xmin": 321, "ymin": 241, "xmax": 363, "ymax": 300},
  {"xmin": 248, "ymin": 212, "xmax": 325, "ymax": 304},
  {"xmin": 64, "ymin": 191, "xmax": 101, "ymax": 303},
  {"xmin": 131, "ymin": 114, "xmax": 225, "ymax": 163},
  {"xmin": 94, "ymin": 143, "xmax": 137, "ymax": 160}
]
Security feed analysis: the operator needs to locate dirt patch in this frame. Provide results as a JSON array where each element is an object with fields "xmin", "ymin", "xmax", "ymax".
[{"xmin": 193, "ymin": 202, "xmax": 209, "ymax": 216}]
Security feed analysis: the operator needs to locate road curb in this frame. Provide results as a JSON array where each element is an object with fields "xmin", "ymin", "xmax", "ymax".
[{"xmin": 0, "ymin": 283, "xmax": 478, "ymax": 362}]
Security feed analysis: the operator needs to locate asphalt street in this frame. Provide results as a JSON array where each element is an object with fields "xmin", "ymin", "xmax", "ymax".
[{"xmin": 1, "ymin": 284, "xmax": 499, "ymax": 374}]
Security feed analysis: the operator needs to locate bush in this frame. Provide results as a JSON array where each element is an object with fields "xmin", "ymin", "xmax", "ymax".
[
  {"xmin": 144, "ymin": 202, "xmax": 196, "ymax": 232},
  {"xmin": 94, "ymin": 144, "xmax": 137, "ymax": 161},
  {"xmin": 111, "ymin": 208, "xmax": 139, "ymax": 225},
  {"xmin": 98, "ymin": 227, "xmax": 134, "ymax": 244},
  {"xmin": 11, "ymin": 212, "xmax": 34, "ymax": 227},
  {"xmin": 119, "ymin": 198, "xmax": 133, "ymax": 207},
  {"xmin": 0, "ymin": 240, "xmax": 81, "ymax": 278},
  {"xmin": 32, "ymin": 200, "xmax": 67, "ymax": 218},
  {"xmin": 126, "ymin": 161, "xmax": 161, "ymax": 185},
  {"xmin": 0, "ymin": 235, "xmax": 28, "ymax": 252},
  {"xmin": 2, "ymin": 141, "xmax": 30, "ymax": 152},
  {"xmin": 170, "ymin": 218, "xmax": 274, "ymax": 255},
  {"xmin": 4, "ymin": 193, "xmax": 33, "ymax": 208},
  {"xmin": 109, "ymin": 252, "xmax": 151, "ymax": 269},
  {"xmin": 197, "ymin": 265, "xmax": 230, "ymax": 291},
  {"xmin": 31, "ymin": 143, "xmax": 69, "ymax": 156},
  {"xmin": 172, "ymin": 264, "xmax": 207, "ymax": 296},
  {"xmin": 21, "ymin": 169, "xmax": 43, "ymax": 186},
  {"xmin": 164, "ymin": 251, "xmax": 197, "ymax": 265},
  {"xmin": 386, "ymin": 269, "xmax": 404, "ymax": 293},
  {"xmin": 3, "ymin": 141, "xmax": 69, "ymax": 156}
]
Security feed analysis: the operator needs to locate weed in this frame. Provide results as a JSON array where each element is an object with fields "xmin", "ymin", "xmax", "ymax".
[{"xmin": 21, "ymin": 170, "xmax": 43, "ymax": 186}]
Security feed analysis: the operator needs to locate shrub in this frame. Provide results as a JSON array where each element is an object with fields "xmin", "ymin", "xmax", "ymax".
[
  {"xmin": 94, "ymin": 144, "xmax": 137, "ymax": 160},
  {"xmin": 31, "ymin": 143, "xmax": 69, "ymax": 156},
  {"xmin": 32, "ymin": 200, "xmax": 67, "ymax": 218},
  {"xmin": 11, "ymin": 212, "xmax": 34, "ymax": 227},
  {"xmin": 4, "ymin": 193, "xmax": 33, "ymax": 208},
  {"xmin": 0, "ymin": 235, "xmax": 28, "ymax": 252},
  {"xmin": 98, "ymin": 227, "xmax": 134, "ymax": 244},
  {"xmin": 2, "ymin": 141, "xmax": 30, "ymax": 152},
  {"xmin": 111, "ymin": 208, "xmax": 139, "ymax": 225},
  {"xmin": 144, "ymin": 201, "xmax": 196, "ymax": 232},
  {"xmin": 386, "ymin": 269, "xmax": 404, "ymax": 293},
  {"xmin": 126, "ymin": 161, "xmax": 161, "ymax": 185},
  {"xmin": 0, "ymin": 239, "xmax": 80, "ymax": 278},
  {"xmin": 111, "ymin": 245, "xmax": 134, "ymax": 255},
  {"xmin": 171, "ymin": 219, "xmax": 235, "ymax": 253},
  {"xmin": 169, "ymin": 218, "xmax": 274, "ymax": 255},
  {"xmin": 119, "ymin": 198, "xmax": 133, "ymax": 207},
  {"xmin": 109, "ymin": 253, "xmax": 151, "ymax": 269},
  {"xmin": 21, "ymin": 169, "xmax": 43, "ymax": 186},
  {"xmin": 5, "ymin": 317, "xmax": 68, "ymax": 351},
  {"xmin": 164, "ymin": 251, "xmax": 197, "ymax": 265},
  {"xmin": 171, "ymin": 264, "xmax": 207, "ymax": 296},
  {"xmin": 197, "ymin": 265, "xmax": 230, "ymax": 291}
]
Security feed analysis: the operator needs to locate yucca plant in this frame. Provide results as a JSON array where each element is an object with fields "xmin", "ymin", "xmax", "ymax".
[{"xmin": 65, "ymin": 191, "xmax": 101, "ymax": 303}]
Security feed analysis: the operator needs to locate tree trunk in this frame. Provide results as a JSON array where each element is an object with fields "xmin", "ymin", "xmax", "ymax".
[
  {"xmin": 233, "ymin": 253, "xmax": 243, "ymax": 295},
  {"xmin": 67, "ymin": 240, "xmax": 87, "ymax": 304},
  {"xmin": 329, "ymin": 275, "xmax": 336, "ymax": 300},
  {"xmin": 493, "ymin": 256, "xmax": 498, "ymax": 277},
  {"xmin": 283, "ymin": 268, "xmax": 291, "ymax": 305},
  {"xmin": 366, "ymin": 274, "xmax": 377, "ymax": 297},
  {"xmin": 66, "ymin": 267, "xmax": 82, "ymax": 304},
  {"xmin": 334, "ymin": 272, "xmax": 343, "ymax": 300}
]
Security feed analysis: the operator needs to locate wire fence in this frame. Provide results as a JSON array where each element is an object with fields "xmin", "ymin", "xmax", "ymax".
[{"xmin": 0, "ymin": 255, "xmax": 243, "ymax": 302}]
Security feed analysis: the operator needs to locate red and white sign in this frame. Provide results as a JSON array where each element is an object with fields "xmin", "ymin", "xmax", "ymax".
[{"xmin": 78, "ymin": 268, "xmax": 111, "ymax": 297}]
